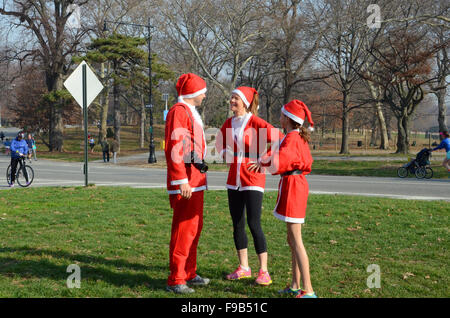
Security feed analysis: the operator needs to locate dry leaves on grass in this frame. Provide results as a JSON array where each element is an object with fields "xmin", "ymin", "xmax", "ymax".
[{"xmin": 403, "ymin": 272, "xmax": 415, "ymax": 280}]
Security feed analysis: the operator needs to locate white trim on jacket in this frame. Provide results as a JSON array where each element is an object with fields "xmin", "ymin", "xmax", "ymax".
[{"xmin": 167, "ymin": 185, "xmax": 208, "ymax": 195}]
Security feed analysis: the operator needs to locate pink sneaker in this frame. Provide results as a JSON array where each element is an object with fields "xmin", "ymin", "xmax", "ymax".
[
  {"xmin": 226, "ymin": 266, "xmax": 251, "ymax": 280},
  {"xmin": 255, "ymin": 269, "xmax": 272, "ymax": 286}
]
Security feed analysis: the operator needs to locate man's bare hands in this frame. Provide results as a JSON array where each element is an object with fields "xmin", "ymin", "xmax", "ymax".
[{"xmin": 180, "ymin": 183, "xmax": 192, "ymax": 199}]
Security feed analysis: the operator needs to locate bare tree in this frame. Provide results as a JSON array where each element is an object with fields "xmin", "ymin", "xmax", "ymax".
[
  {"xmin": 368, "ymin": 17, "xmax": 442, "ymax": 153},
  {"xmin": 427, "ymin": 8, "xmax": 450, "ymax": 132},
  {"xmin": 157, "ymin": 0, "xmax": 271, "ymax": 117},
  {"xmin": 84, "ymin": 0, "xmax": 144, "ymax": 143},
  {"xmin": 318, "ymin": 0, "xmax": 373, "ymax": 154},
  {"xmin": 266, "ymin": 0, "xmax": 333, "ymax": 104},
  {"xmin": 1, "ymin": 0, "xmax": 91, "ymax": 151}
]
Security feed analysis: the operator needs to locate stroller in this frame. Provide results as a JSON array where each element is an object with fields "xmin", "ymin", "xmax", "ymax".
[{"xmin": 397, "ymin": 148, "xmax": 433, "ymax": 179}]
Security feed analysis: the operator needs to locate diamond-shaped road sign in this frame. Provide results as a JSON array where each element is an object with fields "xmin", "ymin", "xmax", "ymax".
[{"xmin": 64, "ymin": 61, "xmax": 104, "ymax": 108}]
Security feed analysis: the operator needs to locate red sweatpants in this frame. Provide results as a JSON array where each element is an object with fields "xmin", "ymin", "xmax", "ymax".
[{"xmin": 167, "ymin": 191, "xmax": 204, "ymax": 286}]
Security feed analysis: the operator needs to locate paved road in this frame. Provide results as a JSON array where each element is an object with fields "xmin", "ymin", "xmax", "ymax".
[{"xmin": 0, "ymin": 153, "xmax": 448, "ymax": 201}]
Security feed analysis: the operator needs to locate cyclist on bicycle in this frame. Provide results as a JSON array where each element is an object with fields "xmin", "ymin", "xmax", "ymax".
[{"xmin": 9, "ymin": 131, "xmax": 28, "ymax": 187}]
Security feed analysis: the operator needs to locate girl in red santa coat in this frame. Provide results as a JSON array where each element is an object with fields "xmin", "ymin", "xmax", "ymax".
[
  {"xmin": 249, "ymin": 99, "xmax": 317, "ymax": 298},
  {"xmin": 216, "ymin": 86, "xmax": 284, "ymax": 286}
]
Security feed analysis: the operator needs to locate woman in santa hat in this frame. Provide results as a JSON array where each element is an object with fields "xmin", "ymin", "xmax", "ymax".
[
  {"xmin": 249, "ymin": 99, "xmax": 317, "ymax": 298},
  {"xmin": 164, "ymin": 73, "xmax": 209, "ymax": 294},
  {"xmin": 216, "ymin": 86, "xmax": 284, "ymax": 286}
]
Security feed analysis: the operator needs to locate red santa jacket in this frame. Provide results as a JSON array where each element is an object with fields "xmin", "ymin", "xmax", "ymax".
[
  {"xmin": 260, "ymin": 129, "xmax": 313, "ymax": 223},
  {"xmin": 165, "ymin": 102, "xmax": 207, "ymax": 195},
  {"xmin": 216, "ymin": 113, "xmax": 284, "ymax": 192}
]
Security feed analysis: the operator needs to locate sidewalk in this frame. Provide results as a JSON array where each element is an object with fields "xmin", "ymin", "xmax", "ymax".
[{"xmin": 91, "ymin": 150, "xmax": 166, "ymax": 164}]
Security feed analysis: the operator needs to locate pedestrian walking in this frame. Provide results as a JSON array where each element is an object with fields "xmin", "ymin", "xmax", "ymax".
[
  {"xmin": 89, "ymin": 136, "xmax": 95, "ymax": 153},
  {"xmin": 26, "ymin": 134, "xmax": 37, "ymax": 161},
  {"xmin": 4, "ymin": 138, "xmax": 11, "ymax": 155},
  {"xmin": 110, "ymin": 139, "xmax": 119, "ymax": 164},
  {"xmin": 100, "ymin": 137, "xmax": 110, "ymax": 162}
]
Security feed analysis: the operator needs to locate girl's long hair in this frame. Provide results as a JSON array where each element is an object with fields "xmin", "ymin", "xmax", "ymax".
[
  {"xmin": 289, "ymin": 118, "xmax": 311, "ymax": 143},
  {"xmin": 246, "ymin": 93, "xmax": 259, "ymax": 115}
]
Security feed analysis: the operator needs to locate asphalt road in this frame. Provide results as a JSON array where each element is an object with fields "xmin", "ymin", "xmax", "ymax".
[{"xmin": 0, "ymin": 152, "xmax": 448, "ymax": 201}]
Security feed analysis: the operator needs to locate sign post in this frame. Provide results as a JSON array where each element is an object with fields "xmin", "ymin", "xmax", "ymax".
[
  {"xmin": 82, "ymin": 64, "xmax": 88, "ymax": 186},
  {"xmin": 64, "ymin": 61, "xmax": 104, "ymax": 187}
]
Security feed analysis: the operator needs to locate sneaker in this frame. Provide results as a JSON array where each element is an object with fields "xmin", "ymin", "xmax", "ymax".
[
  {"xmin": 278, "ymin": 286, "xmax": 303, "ymax": 296},
  {"xmin": 8, "ymin": 183, "xmax": 14, "ymax": 188},
  {"xmin": 296, "ymin": 291, "xmax": 318, "ymax": 298},
  {"xmin": 187, "ymin": 275, "xmax": 210, "ymax": 286},
  {"xmin": 226, "ymin": 266, "xmax": 252, "ymax": 281},
  {"xmin": 255, "ymin": 270, "xmax": 272, "ymax": 286},
  {"xmin": 166, "ymin": 284, "xmax": 195, "ymax": 294}
]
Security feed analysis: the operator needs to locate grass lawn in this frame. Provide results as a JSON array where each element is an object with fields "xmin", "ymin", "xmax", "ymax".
[{"xmin": 0, "ymin": 187, "xmax": 448, "ymax": 298}]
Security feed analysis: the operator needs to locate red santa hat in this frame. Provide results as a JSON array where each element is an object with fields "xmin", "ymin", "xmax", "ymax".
[
  {"xmin": 232, "ymin": 86, "xmax": 258, "ymax": 108},
  {"xmin": 176, "ymin": 73, "xmax": 207, "ymax": 99},
  {"xmin": 281, "ymin": 99, "xmax": 315, "ymax": 131}
]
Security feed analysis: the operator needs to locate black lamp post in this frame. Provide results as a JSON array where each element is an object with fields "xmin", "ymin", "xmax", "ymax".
[{"xmin": 103, "ymin": 19, "xmax": 156, "ymax": 163}]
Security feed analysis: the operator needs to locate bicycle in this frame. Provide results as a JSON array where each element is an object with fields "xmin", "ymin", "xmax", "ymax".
[{"xmin": 6, "ymin": 156, "xmax": 35, "ymax": 187}]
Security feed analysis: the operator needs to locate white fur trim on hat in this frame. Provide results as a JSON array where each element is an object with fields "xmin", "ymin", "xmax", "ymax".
[
  {"xmin": 281, "ymin": 106, "xmax": 304, "ymax": 125},
  {"xmin": 180, "ymin": 87, "xmax": 207, "ymax": 99},
  {"xmin": 232, "ymin": 89, "xmax": 250, "ymax": 108}
]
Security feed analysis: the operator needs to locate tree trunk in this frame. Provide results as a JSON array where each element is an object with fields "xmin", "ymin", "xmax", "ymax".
[
  {"xmin": 49, "ymin": 76, "xmax": 65, "ymax": 152},
  {"xmin": 376, "ymin": 102, "xmax": 389, "ymax": 150},
  {"xmin": 113, "ymin": 80, "xmax": 121, "ymax": 152},
  {"xmin": 436, "ymin": 86, "xmax": 447, "ymax": 132},
  {"xmin": 340, "ymin": 91, "xmax": 350, "ymax": 154},
  {"xmin": 370, "ymin": 111, "xmax": 377, "ymax": 146},
  {"xmin": 396, "ymin": 115, "xmax": 410, "ymax": 154},
  {"xmin": 99, "ymin": 63, "xmax": 109, "ymax": 142},
  {"xmin": 367, "ymin": 80, "xmax": 389, "ymax": 150}
]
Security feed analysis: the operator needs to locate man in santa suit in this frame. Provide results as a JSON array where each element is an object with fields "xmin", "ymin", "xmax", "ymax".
[{"xmin": 165, "ymin": 73, "xmax": 210, "ymax": 294}]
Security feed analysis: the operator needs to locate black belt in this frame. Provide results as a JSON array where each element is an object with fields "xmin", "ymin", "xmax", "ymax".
[
  {"xmin": 281, "ymin": 169, "xmax": 303, "ymax": 177},
  {"xmin": 234, "ymin": 152, "xmax": 259, "ymax": 159}
]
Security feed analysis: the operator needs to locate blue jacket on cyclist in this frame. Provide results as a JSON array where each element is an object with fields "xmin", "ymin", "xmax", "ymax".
[{"xmin": 10, "ymin": 136, "xmax": 29, "ymax": 159}]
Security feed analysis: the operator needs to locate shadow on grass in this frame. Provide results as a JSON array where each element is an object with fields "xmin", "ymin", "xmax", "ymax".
[{"xmin": 0, "ymin": 246, "xmax": 167, "ymax": 290}]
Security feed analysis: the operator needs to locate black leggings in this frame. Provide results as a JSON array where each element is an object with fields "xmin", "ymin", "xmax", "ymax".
[
  {"xmin": 227, "ymin": 189, "xmax": 267, "ymax": 254},
  {"xmin": 10, "ymin": 157, "xmax": 20, "ymax": 183}
]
